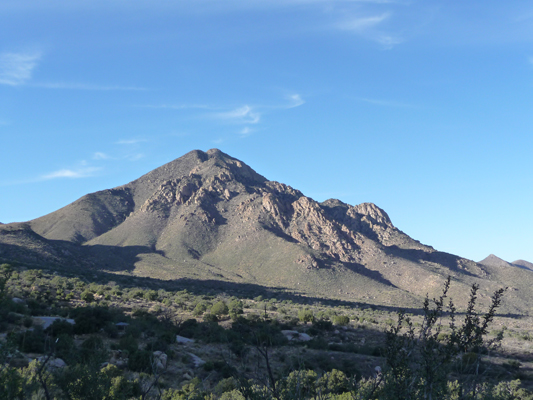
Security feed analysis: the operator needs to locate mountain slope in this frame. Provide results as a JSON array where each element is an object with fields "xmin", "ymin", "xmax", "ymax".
[{"xmin": 2, "ymin": 149, "xmax": 532, "ymax": 312}]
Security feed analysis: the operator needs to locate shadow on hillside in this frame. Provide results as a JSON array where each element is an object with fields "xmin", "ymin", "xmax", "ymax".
[
  {"xmin": 336, "ymin": 260, "xmax": 398, "ymax": 288},
  {"xmin": 381, "ymin": 245, "xmax": 478, "ymax": 278},
  {"xmin": 1, "ymin": 238, "xmax": 525, "ymax": 319}
]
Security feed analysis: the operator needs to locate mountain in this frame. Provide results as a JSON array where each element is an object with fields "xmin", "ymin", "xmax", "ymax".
[
  {"xmin": 479, "ymin": 254, "xmax": 533, "ymax": 272},
  {"xmin": 2, "ymin": 149, "xmax": 533, "ymax": 312},
  {"xmin": 512, "ymin": 259, "xmax": 533, "ymax": 271},
  {"xmin": 479, "ymin": 254, "xmax": 514, "ymax": 269}
]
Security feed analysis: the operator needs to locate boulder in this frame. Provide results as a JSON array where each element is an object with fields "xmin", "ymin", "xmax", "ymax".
[
  {"xmin": 153, "ymin": 351, "xmax": 168, "ymax": 370},
  {"xmin": 281, "ymin": 330, "xmax": 312, "ymax": 342},
  {"xmin": 176, "ymin": 335, "xmax": 195, "ymax": 344}
]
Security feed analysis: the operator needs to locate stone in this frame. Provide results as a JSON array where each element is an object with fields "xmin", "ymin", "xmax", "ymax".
[
  {"xmin": 281, "ymin": 330, "xmax": 312, "ymax": 342},
  {"xmin": 187, "ymin": 353, "xmax": 205, "ymax": 368},
  {"xmin": 176, "ymin": 335, "xmax": 195, "ymax": 344},
  {"xmin": 153, "ymin": 351, "xmax": 168, "ymax": 370}
]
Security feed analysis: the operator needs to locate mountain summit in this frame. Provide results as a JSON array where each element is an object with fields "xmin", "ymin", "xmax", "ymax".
[{"xmin": 2, "ymin": 149, "xmax": 532, "ymax": 310}]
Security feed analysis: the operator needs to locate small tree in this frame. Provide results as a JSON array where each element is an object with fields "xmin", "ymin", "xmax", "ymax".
[
  {"xmin": 380, "ymin": 277, "xmax": 506, "ymax": 400},
  {"xmin": 298, "ymin": 309, "xmax": 314, "ymax": 323},
  {"xmin": 211, "ymin": 301, "xmax": 229, "ymax": 317}
]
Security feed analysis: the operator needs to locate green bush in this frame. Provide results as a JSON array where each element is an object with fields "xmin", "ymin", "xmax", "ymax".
[
  {"xmin": 298, "ymin": 309, "xmax": 314, "ymax": 323},
  {"xmin": 17, "ymin": 326, "xmax": 46, "ymax": 353},
  {"xmin": 211, "ymin": 301, "xmax": 229, "ymax": 316},
  {"xmin": 46, "ymin": 319, "xmax": 74, "ymax": 337},
  {"xmin": 203, "ymin": 313, "xmax": 218, "ymax": 323},
  {"xmin": 80, "ymin": 290, "xmax": 95, "ymax": 303},
  {"xmin": 332, "ymin": 315, "xmax": 350, "ymax": 326}
]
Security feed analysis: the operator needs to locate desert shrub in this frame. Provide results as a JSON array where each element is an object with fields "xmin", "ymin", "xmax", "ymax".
[
  {"xmin": 228, "ymin": 299, "xmax": 244, "ymax": 318},
  {"xmin": 380, "ymin": 277, "xmax": 505, "ymax": 399},
  {"xmin": 0, "ymin": 366, "xmax": 23, "ymax": 399},
  {"xmin": 144, "ymin": 290, "xmax": 158, "ymax": 301},
  {"xmin": 332, "ymin": 315, "xmax": 350, "ymax": 326},
  {"xmin": 211, "ymin": 301, "xmax": 229, "ymax": 316},
  {"xmin": 280, "ymin": 369, "xmax": 318, "ymax": 399},
  {"xmin": 17, "ymin": 326, "xmax": 46, "ymax": 353},
  {"xmin": 203, "ymin": 313, "xmax": 218, "ymax": 323},
  {"xmin": 46, "ymin": 319, "xmax": 74, "ymax": 337},
  {"xmin": 317, "ymin": 369, "xmax": 350, "ymax": 395},
  {"xmin": 72, "ymin": 307, "xmax": 113, "ymax": 334},
  {"xmin": 192, "ymin": 301, "xmax": 209, "ymax": 316},
  {"xmin": 313, "ymin": 319, "xmax": 333, "ymax": 331},
  {"xmin": 298, "ymin": 309, "xmax": 315, "ymax": 323},
  {"xmin": 26, "ymin": 298, "xmax": 48, "ymax": 316},
  {"xmin": 55, "ymin": 333, "xmax": 77, "ymax": 363},
  {"xmin": 80, "ymin": 290, "xmax": 95, "ymax": 303},
  {"xmin": 128, "ymin": 288, "xmax": 145, "ymax": 299}
]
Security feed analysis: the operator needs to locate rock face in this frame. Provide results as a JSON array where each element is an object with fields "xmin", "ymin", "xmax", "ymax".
[{"xmin": 1, "ymin": 148, "xmax": 533, "ymax": 311}]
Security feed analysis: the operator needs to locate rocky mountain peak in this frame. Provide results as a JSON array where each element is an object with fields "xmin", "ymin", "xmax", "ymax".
[
  {"xmin": 6, "ymin": 148, "xmax": 525, "ymax": 310},
  {"xmin": 479, "ymin": 254, "xmax": 511, "ymax": 268}
]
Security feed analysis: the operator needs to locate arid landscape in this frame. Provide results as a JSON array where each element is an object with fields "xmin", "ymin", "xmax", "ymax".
[{"xmin": 2, "ymin": 149, "xmax": 533, "ymax": 399}]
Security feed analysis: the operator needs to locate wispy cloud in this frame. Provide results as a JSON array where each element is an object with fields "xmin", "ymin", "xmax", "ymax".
[
  {"xmin": 286, "ymin": 93, "xmax": 305, "ymax": 108},
  {"xmin": 0, "ymin": 51, "xmax": 41, "ymax": 86},
  {"xmin": 214, "ymin": 105, "xmax": 261, "ymax": 124},
  {"xmin": 239, "ymin": 127, "xmax": 253, "ymax": 137},
  {"xmin": 335, "ymin": 12, "xmax": 403, "ymax": 48},
  {"xmin": 93, "ymin": 152, "xmax": 111, "ymax": 160},
  {"xmin": 116, "ymin": 138, "xmax": 149, "ymax": 145},
  {"xmin": 139, "ymin": 104, "xmax": 211, "ymax": 110},
  {"xmin": 41, "ymin": 167, "xmax": 101, "ymax": 180},
  {"xmin": 34, "ymin": 82, "xmax": 147, "ymax": 91},
  {"xmin": 337, "ymin": 13, "xmax": 391, "ymax": 31}
]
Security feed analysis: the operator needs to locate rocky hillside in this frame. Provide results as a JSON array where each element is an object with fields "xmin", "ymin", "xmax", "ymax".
[{"xmin": 2, "ymin": 149, "xmax": 533, "ymax": 313}]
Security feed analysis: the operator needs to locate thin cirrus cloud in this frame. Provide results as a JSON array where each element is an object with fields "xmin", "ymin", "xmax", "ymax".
[
  {"xmin": 93, "ymin": 152, "xmax": 111, "ymax": 160},
  {"xmin": 336, "ymin": 12, "xmax": 391, "ymax": 31},
  {"xmin": 239, "ymin": 127, "xmax": 253, "ymax": 137},
  {"xmin": 212, "ymin": 94, "xmax": 304, "ymax": 124},
  {"xmin": 40, "ymin": 167, "xmax": 101, "ymax": 180},
  {"xmin": 286, "ymin": 94, "xmax": 305, "ymax": 108},
  {"xmin": 335, "ymin": 12, "xmax": 403, "ymax": 47},
  {"xmin": 0, "ymin": 51, "xmax": 41, "ymax": 86},
  {"xmin": 115, "ymin": 138, "xmax": 149, "ymax": 145},
  {"xmin": 214, "ymin": 105, "xmax": 261, "ymax": 124}
]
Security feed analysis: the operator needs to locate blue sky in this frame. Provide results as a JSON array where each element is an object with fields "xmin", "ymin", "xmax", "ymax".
[{"xmin": 1, "ymin": 0, "xmax": 533, "ymax": 263}]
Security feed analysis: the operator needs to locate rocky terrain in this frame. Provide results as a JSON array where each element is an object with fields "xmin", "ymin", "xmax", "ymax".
[{"xmin": 2, "ymin": 149, "xmax": 533, "ymax": 314}]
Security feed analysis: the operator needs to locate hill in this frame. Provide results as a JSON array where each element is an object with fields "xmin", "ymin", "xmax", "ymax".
[{"xmin": 1, "ymin": 149, "xmax": 532, "ymax": 313}]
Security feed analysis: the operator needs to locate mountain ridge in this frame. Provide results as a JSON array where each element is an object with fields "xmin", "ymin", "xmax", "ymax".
[{"xmin": 2, "ymin": 149, "xmax": 532, "ymax": 313}]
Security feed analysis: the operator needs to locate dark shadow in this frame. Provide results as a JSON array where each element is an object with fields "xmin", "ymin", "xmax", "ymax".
[
  {"xmin": 260, "ymin": 224, "xmax": 299, "ymax": 244},
  {"xmin": 327, "ymin": 259, "xmax": 398, "ymax": 289},
  {"xmin": 381, "ymin": 245, "xmax": 479, "ymax": 278}
]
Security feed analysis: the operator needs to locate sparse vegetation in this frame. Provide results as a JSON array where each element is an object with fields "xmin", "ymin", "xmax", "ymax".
[{"xmin": 0, "ymin": 262, "xmax": 530, "ymax": 399}]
